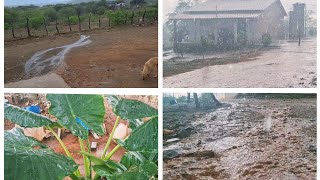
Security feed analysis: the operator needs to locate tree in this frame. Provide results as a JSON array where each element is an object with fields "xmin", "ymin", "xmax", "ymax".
[
  {"xmin": 59, "ymin": 7, "xmax": 76, "ymax": 32},
  {"xmin": 75, "ymin": 5, "xmax": 85, "ymax": 31},
  {"xmin": 209, "ymin": 93, "xmax": 221, "ymax": 106},
  {"xmin": 193, "ymin": 93, "xmax": 200, "ymax": 109},
  {"xmin": 130, "ymin": 0, "xmax": 146, "ymax": 6},
  {"xmin": 4, "ymin": 8, "xmax": 19, "ymax": 38},
  {"xmin": 187, "ymin": 93, "xmax": 190, "ymax": 103},
  {"xmin": 44, "ymin": 8, "xmax": 59, "ymax": 34},
  {"xmin": 97, "ymin": 7, "xmax": 105, "ymax": 28}
]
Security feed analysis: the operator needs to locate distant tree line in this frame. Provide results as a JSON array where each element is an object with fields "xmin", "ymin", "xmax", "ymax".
[{"xmin": 4, "ymin": 0, "xmax": 158, "ymax": 39}]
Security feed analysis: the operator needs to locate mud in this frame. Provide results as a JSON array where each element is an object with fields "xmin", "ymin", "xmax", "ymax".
[
  {"xmin": 163, "ymin": 98, "xmax": 316, "ymax": 180},
  {"xmin": 164, "ymin": 38, "xmax": 317, "ymax": 88},
  {"xmin": 5, "ymin": 25, "xmax": 158, "ymax": 88}
]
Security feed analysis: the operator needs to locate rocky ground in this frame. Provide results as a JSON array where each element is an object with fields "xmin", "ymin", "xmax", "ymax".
[{"xmin": 163, "ymin": 98, "xmax": 316, "ymax": 180}]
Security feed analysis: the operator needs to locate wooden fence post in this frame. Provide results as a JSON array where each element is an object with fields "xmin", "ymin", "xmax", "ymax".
[
  {"xmin": 26, "ymin": 17, "xmax": 31, "ymax": 37},
  {"xmin": 43, "ymin": 18, "xmax": 48, "ymax": 36}
]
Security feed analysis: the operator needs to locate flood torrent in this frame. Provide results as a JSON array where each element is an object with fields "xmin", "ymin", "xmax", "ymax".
[{"xmin": 25, "ymin": 35, "xmax": 91, "ymax": 77}]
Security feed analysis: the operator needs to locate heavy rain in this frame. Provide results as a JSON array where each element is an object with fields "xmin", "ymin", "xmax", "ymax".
[{"xmin": 163, "ymin": 0, "xmax": 317, "ymax": 88}]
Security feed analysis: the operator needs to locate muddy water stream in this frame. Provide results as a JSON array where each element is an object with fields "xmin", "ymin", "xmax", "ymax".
[
  {"xmin": 163, "ymin": 99, "xmax": 316, "ymax": 180},
  {"xmin": 25, "ymin": 35, "xmax": 91, "ymax": 76}
]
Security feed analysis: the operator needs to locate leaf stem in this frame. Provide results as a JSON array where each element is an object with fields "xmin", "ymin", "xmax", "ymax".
[
  {"xmin": 79, "ymin": 137, "xmax": 90, "ymax": 179},
  {"xmin": 101, "ymin": 116, "xmax": 121, "ymax": 158},
  {"xmin": 104, "ymin": 144, "xmax": 121, "ymax": 160},
  {"xmin": 46, "ymin": 126, "xmax": 81, "ymax": 177}
]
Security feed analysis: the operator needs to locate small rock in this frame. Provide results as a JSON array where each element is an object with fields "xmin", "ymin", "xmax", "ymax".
[{"xmin": 163, "ymin": 149, "xmax": 179, "ymax": 160}]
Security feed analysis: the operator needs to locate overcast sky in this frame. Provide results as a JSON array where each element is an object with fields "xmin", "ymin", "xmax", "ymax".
[{"xmin": 4, "ymin": 0, "xmax": 70, "ymax": 6}]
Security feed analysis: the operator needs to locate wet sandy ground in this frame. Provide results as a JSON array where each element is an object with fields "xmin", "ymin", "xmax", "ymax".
[
  {"xmin": 164, "ymin": 38, "xmax": 316, "ymax": 88},
  {"xmin": 163, "ymin": 98, "xmax": 316, "ymax": 180},
  {"xmin": 5, "ymin": 25, "xmax": 158, "ymax": 88}
]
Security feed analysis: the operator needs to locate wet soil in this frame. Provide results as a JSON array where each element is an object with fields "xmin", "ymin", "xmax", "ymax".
[
  {"xmin": 164, "ymin": 38, "xmax": 317, "ymax": 88},
  {"xmin": 5, "ymin": 25, "xmax": 158, "ymax": 88},
  {"xmin": 163, "ymin": 98, "xmax": 316, "ymax": 180}
]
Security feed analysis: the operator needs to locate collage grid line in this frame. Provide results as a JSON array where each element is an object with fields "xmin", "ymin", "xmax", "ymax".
[{"xmin": 0, "ymin": 0, "xmax": 320, "ymax": 179}]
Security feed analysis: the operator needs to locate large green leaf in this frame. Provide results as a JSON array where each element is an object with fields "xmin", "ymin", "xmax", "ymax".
[
  {"xmin": 4, "ymin": 104, "xmax": 54, "ymax": 127},
  {"xmin": 47, "ymin": 94, "xmax": 105, "ymax": 139},
  {"xmin": 106, "ymin": 95, "xmax": 158, "ymax": 120},
  {"xmin": 122, "ymin": 117, "xmax": 158, "ymax": 153},
  {"xmin": 4, "ymin": 128, "xmax": 78, "ymax": 180},
  {"xmin": 94, "ymin": 161, "xmax": 157, "ymax": 180}
]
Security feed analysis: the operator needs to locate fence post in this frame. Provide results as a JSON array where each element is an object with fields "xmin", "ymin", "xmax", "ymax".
[
  {"xmin": 26, "ymin": 17, "xmax": 31, "ymax": 37},
  {"xmin": 89, "ymin": 15, "xmax": 91, "ymax": 30},
  {"xmin": 55, "ymin": 20, "xmax": 60, "ymax": 34},
  {"xmin": 43, "ymin": 18, "xmax": 48, "ymax": 36}
]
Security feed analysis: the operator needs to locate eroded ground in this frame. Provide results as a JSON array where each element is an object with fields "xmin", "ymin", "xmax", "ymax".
[
  {"xmin": 5, "ymin": 25, "xmax": 158, "ymax": 88},
  {"xmin": 163, "ymin": 98, "xmax": 316, "ymax": 180},
  {"xmin": 164, "ymin": 38, "xmax": 316, "ymax": 88}
]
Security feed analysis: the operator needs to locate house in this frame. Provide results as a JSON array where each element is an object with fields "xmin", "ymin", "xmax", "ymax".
[{"xmin": 169, "ymin": 0, "xmax": 287, "ymax": 51}]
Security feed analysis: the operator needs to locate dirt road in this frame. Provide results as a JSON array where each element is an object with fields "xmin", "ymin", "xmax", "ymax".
[
  {"xmin": 163, "ymin": 98, "xmax": 316, "ymax": 180},
  {"xmin": 5, "ymin": 25, "xmax": 158, "ymax": 88},
  {"xmin": 164, "ymin": 38, "xmax": 316, "ymax": 88}
]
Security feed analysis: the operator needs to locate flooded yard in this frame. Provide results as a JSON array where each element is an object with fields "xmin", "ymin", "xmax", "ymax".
[
  {"xmin": 164, "ymin": 38, "xmax": 317, "ymax": 88},
  {"xmin": 5, "ymin": 25, "xmax": 158, "ymax": 88},
  {"xmin": 163, "ymin": 97, "xmax": 316, "ymax": 180}
]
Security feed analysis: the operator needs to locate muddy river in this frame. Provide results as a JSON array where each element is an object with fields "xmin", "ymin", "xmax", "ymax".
[{"xmin": 163, "ymin": 98, "xmax": 316, "ymax": 180}]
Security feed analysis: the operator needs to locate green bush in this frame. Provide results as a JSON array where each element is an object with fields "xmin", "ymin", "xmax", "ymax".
[
  {"xmin": 261, "ymin": 33, "xmax": 272, "ymax": 47},
  {"xmin": 30, "ymin": 16, "xmax": 44, "ymax": 30},
  {"xmin": 4, "ymin": 23, "xmax": 10, "ymax": 30}
]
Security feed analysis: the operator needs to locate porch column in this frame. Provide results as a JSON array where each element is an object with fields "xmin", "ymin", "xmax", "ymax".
[
  {"xmin": 214, "ymin": 21, "xmax": 218, "ymax": 45},
  {"xmin": 173, "ymin": 20, "xmax": 177, "ymax": 51},
  {"xmin": 233, "ymin": 20, "xmax": 238, "ymax": 44}
]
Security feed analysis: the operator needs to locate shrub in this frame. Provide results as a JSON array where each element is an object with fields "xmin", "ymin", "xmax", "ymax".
[
  {"xmin": 261, "ymin": 33, "xmax": 272, "ymax": 47},
  {"xmin": 30, "ymin": 16, "xmax": 44, "ymax": 30}
]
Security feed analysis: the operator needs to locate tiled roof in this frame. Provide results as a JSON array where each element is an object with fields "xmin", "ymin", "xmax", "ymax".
[{"xmin": 186, "ymin": 0, "xmax": 278, "ymax": 12}]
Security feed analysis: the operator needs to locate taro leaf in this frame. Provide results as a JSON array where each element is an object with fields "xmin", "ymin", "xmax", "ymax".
[
  {"xmin": 94, "ymin": 161, "xmax": 157, "ymax": 180},
  {"xmin": 106, "ymin": 95, "xmax": 158, "ymax": 120},
  {"xmin": 120, "ymin": 152, "xmax": 146, "ymax": 169},
  {"xmin": 122, "ymin": 117, "xmax": 158, "ymax": 153},
  {"xmin": 47, "ymin": 94, "xmax": 105, "ymax": 139},
  {"xmin": 127, "ymin": 119, "xmax": 143, "ymax": 131},
  {"xmin": 4, "ymin": 128, "xmax": 78, "ymax": 180},
  {"xmin": 4, "ymin": 104, "xmax": 54, "ymax": 128}
]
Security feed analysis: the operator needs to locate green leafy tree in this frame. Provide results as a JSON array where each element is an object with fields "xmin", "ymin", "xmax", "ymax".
[
  {"xmin": 4, "ymin": 8, "xmax": 19, "ymax": 38},
  {"xmin": 97, "ymin": 6, "xmax": 105, "ymax": 28},
  {"xmin": 130, "ymin": 0, "xmax": 146, "ymax": 6},
  {"xmin": 75, "ymin": 5, "xmax": 85, "ymax": 31},
  {"xmin": 59, "ymin": 7, "xmax": 76, "ymax": 31},
  {"xmin": 44, "ymin": 8, "xmax": 60, "ymax": 34}
]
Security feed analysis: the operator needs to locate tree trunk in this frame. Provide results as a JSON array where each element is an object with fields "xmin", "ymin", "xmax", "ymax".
[
  {"xmin": 131, "ymin": 12, "xmax": 134, "ymax": 25},
  {"xmin": 193, "ymin": 93, "xmax": 200, "ymax": 109},
  {"xmin": 142, "ymin": 10, "xmax": 146, "ymax": 23},
  {"xmin": 98, "ymin": 16, "xmax": 101, "ymax": 28},
  {"xmin": 109, "ymin": 17, "xmax": 111, "ymax": 27},
  {"xmin": 154, "ymin": 9, "xmax": 157, "ymax": 21},
  {"xmin": 68, "ymin": 17, "xmax": 72, "ymax": 31},
  {"xmin": 10, "ymin": 23, "xmax": 15, "ymax": 38},
  {"xmin": 187, "ymin": 93, "xmax": 190, "ymax": 103},
  {"xmin": 78, "ymin": 15, "xmax": 81, "ymax": 31},
  {"xmin": 88, "ymin": 15, "xmax": 91, "ymax": 30},
  {"xmin": 43, "ymin": 18, "xmax": 48, "ymax": 36},
  {"xmin": 209, "ymin": 93, "xmax": 221, "ymax": 106},
  {"xmin": 55, "ymin": 20, "xmax": 60, "ymax": 34},
  {"xmin": 124, "ymin": 12, "xmax": 127, "ymax": 25},
  {"xmin": 26, "ymin": 17, "xmax": 31, "ymax": 37}
]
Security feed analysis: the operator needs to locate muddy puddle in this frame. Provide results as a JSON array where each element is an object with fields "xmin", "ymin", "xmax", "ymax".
[
  {"xmin": 25, "ymin": 35, "xmax": 91, "ymax": 77},
  {"xmin": 163, "ymin": 98, "xmax": 316, "ymax": 180}
]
